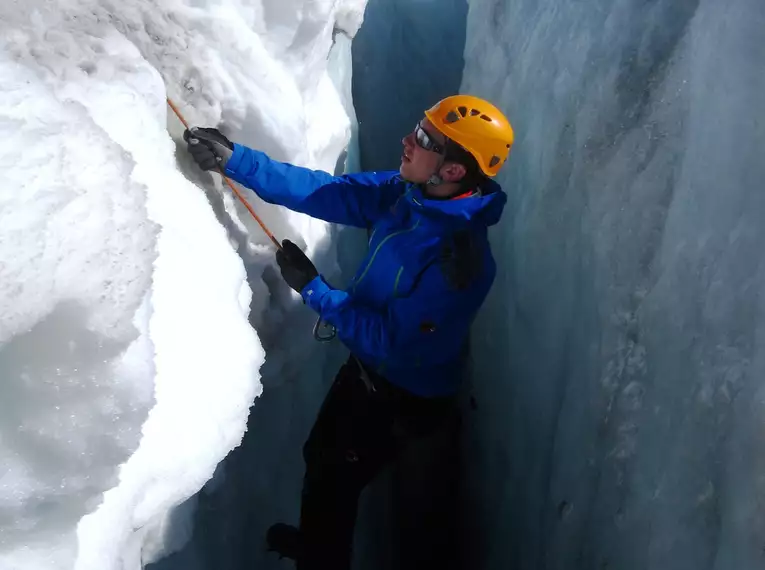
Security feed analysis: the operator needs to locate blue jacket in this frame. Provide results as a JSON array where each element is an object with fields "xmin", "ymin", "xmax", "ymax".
[{"xmin": 225, "ymin": 144, "xmax": 506, "ymax": 397}]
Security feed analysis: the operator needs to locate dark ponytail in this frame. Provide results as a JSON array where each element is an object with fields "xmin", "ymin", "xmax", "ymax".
[{"xmin": 445, "ymin": 140, "xmax": 486, "ymax": 191}]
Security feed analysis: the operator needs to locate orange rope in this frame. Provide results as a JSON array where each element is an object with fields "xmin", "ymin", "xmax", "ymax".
[{"xmin": 167, "ymin": 97, "xmax": 282, "ymax": 251}]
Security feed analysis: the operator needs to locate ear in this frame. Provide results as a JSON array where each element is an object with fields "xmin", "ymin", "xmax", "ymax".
[{"xmin": 439, "ymin": 162, "xmax": 467, "ymax": 183}]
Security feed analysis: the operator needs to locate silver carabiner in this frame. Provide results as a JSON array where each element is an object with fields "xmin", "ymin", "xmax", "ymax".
[{"xmin": 313, "ymin": 316, "xmax": 336, "ymax": 342}]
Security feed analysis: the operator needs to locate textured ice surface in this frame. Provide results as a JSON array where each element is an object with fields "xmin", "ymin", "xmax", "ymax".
[
  {"xmin": 460, "ymin": 0, "xmax": 765, "ymax": 568},
  {"xmin": 147, "ymin": 27, "xmax": 371, "ymax": 570},
  {"xmin": 0, "ymin": 0, "xmax": 363, "ymax": 568},
  {"xmin": 352, "ymin": 0, "xmax": 467, "ymax": 171}
]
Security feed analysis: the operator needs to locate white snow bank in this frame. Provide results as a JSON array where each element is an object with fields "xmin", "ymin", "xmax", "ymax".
[{"xmin": 0, "ymin": 0, "xmax": 365, "ymax": 568}]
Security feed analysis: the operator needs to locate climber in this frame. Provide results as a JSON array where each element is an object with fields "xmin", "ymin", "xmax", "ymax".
[{"xmin": 184, "ymin": 94, "xmax": 513, "ymax": 570}]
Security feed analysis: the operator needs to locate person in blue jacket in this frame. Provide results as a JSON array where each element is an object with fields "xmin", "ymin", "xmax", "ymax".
[{"xmin": 184, "ymin": 94, "xmax": 514, "ymax": 569}]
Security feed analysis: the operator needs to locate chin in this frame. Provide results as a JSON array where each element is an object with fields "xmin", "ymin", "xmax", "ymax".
[{"xmin": 399, "ymin": 164, "xmax": 421, "ymax": 183}]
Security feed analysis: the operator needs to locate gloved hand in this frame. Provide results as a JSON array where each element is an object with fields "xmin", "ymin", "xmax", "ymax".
[
  {"xmin": 276, "ymin": 239, "xmax": 319, "ymax": 293},
  {"xmin": 183, "ymin": 127, "xmax": 234, "ymax": 171}
]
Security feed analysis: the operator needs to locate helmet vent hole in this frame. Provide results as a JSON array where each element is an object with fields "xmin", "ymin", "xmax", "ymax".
[
  {"xmin": 445, "ymin": 111, "xmax": 461, "ymax": 123},
  {"xmin": 506, "ymin": 144, "xmax": 511, "ymax": 148},
  {"xmin": 470, "ymin": 109, "xmax": 481, "ymax": 116},
  {"xmin": 480, "ymin": 114, "xmax": 492, "ymax": 122},
  {"xmin": 489, "ymin": 156, "xmax": 501, "ymax": 167},
  {"xmin": 458, "ymin": 106, "xmax": 468, "ymax": 117}
]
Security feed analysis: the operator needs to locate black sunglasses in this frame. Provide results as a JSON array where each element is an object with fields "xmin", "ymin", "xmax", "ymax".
[{"xmin": 414, "ymin": 123, "xmax": 446, "ymax": 155}]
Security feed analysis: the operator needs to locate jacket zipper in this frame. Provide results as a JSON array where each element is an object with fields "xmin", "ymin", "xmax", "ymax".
[{"xmin": 353, "ymin": 219, "xmax": 421, "ymax": 294}]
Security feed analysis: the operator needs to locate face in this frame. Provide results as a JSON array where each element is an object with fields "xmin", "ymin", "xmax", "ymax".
[
  {"xmin": 400, "ymin": 118, "xmax": 448, "ymax": 183},
  {"xmin": 400, "ymin": 118, "xmax": 467, "ymax": 185}
]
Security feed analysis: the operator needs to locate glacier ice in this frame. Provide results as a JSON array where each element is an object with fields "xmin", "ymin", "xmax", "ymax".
[
  {"xmin": 0, "ymin": 0, "xmax": 365, "ymax": 568},
  {"xmin": 352, "ymin": 0, "xmax": 467, "ymax": 171},
  {"xmin": 351, "ymin": 0, "xmax": 765, "ymax": 567},
  {"xmin": 6, "ymin": 0, "xmax": 763, "ymax": 567},
  {"xmin": 458, "ymin": 0, "xmax": 765, "ymax": 568}
]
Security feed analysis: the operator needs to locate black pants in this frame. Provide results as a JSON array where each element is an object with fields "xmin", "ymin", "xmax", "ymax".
[{"xmin": 298, "ymin": 357, "xmax": 457, "ymax": 570}]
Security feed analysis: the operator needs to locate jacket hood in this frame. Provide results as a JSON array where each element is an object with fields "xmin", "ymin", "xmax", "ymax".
[{"xmin": 403, "ymin": 178, "xmax": 507, "ymax": 229}]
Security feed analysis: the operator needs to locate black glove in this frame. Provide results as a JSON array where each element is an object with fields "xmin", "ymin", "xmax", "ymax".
[
  {"xmin": 276, "ymin": 239, "xmax": 319, "ymax": 293},
  {"xmin": 183, "ymin": 127, "xmax": 234, "ymax": 171}
]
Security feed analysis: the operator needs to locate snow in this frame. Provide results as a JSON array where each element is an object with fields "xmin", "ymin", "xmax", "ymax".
[
  {"xmin": 146, "ymin": 26, "xmax": 369, "ymax": 570},
  {"xmin": 0, "ymin": 0, "xmax": 365, "ymax": 568}
]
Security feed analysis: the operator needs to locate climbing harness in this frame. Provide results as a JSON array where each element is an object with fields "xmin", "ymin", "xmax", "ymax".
[{"xmin": 167, "ymin": 97, "xmax": 337, "ymax": 343}]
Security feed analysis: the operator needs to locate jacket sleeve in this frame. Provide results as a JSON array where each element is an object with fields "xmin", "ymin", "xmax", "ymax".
[
  {"xmin": 224, "ymin": 143, "xmax": 401, "ymax": 228},
  {"xmin": 300, "ymin": 263, "xmax": 492, "ymax": 367}
]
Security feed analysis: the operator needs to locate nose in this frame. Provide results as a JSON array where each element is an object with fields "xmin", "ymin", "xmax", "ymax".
[{"xmin": 402, "ymin": 131, "xmax": 414, "ymax": 147}]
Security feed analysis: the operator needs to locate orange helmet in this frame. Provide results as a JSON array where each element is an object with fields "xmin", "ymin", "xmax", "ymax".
[{"xmin": 425, "ymin": 95, "xmax": 514, "ymax": 177}]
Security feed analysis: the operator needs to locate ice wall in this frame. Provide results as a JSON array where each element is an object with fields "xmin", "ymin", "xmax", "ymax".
[
  {"xmin": 148, "ymin": 30, "xmax": 371, "ymax": 570},
  {"xmin": 352, "ymin": 0, "xmax": 467, "ymax": 170},
  {"xmin": 0, "ymin": 0, "xmax": 364, "ymax": 568},
  {"xmin": 460, "ymin": 0, "xmax": 765, "ymax": 568}
]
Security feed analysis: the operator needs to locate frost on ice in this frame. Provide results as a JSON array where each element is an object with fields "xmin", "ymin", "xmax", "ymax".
[{"xmin": 0, "ymin": 0, "xmax": 364, "ymax": 568}]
